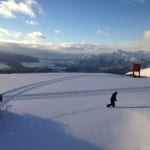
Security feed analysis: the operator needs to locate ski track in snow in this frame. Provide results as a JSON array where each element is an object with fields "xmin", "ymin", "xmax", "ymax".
[
  {"xmin": 1, "ymin": 75, "xmax": 83, "ymax": 108},
  {"xmin": 8, "ymin": 86, "xmax": 150, "ymax": 100},
  {"xmin": 1, "ymin": 74, "xmax": 109, "ymax": 108},
  {"xmin": 1, "ymin": 74, "xmax": 150, "ymax": 109}
]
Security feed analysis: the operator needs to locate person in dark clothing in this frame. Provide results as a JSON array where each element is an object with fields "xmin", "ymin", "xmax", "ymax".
[
  {"xmin": 0, "ymin": 94, "xmax": 3, "ymax": 102},
  {"xmin": 106, "ymin": 91, "xmax": 118, "ymax": 108}
]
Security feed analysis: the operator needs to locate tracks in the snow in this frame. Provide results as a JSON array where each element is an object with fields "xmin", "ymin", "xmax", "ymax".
[
  {"xmin": 4, "ymin": 85, "xmax": 150, "ymax": 101},
  {"xmin": 1, "ymin": 75, "xmax": 83, "ymax": 108},
  {"xmin": 1, "ymin": 74, "xmax": 150, "ymax": 108}
]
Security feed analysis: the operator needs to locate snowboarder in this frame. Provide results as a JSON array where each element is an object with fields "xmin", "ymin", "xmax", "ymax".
[
  {"xmin": 106, "ymin": 91, "xmax": 118, "ymax": 108},
  {"xmin": 0, "ymin": 94, "xmax": 3, "ymax": 102}
]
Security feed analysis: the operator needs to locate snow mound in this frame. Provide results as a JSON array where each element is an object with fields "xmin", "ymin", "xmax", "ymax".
[{"xmin": 126, "ymin": 67, "xmax": 150, "ymax": 77}]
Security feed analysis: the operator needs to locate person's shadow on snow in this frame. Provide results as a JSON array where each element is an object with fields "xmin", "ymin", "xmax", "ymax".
[{"xmin": 0, "ymin": 111, "xmax": 105, "ymax": 150}]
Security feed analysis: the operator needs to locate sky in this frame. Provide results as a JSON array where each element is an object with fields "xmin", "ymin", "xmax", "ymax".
[{"xmin": 0, "ymin": 0, "xmax": 150, "ymax": 53}]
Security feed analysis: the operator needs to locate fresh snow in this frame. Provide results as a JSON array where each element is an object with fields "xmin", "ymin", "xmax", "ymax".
[
  {"xmin": 0, "ymin": 73, "xmax": 150, "ymax": 150},
  {"xmin": 139, "ymin": 68, "xmax": 150, "ymax": 77},
  {"xmin": 127, "ymin": 67, "xmax": 150, "ymax": 77}
]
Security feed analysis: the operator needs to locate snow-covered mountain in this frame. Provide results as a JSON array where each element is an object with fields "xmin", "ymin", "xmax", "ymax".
[
  {"xmin": 77, "ymin": 50, "xmax": 150, "ymax": 73},
  {"xmin": 0, "ymin": 49, "xmax": 150, "ymax": 73},
  {"xmin": 79, "ymin": 50, "xmax": 150, "ymax": 68}
]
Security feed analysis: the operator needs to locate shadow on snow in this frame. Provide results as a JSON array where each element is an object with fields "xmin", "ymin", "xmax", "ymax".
[{"xmin": 0, "ymin": 111, "xmax": 104, "ymax": 150}]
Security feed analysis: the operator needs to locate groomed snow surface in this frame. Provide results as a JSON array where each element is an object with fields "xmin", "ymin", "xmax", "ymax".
[{"xmin": 0, "ymin": 73, "xmax": 150, "ymax": 150}]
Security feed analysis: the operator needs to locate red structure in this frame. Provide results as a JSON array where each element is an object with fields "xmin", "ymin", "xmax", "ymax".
[{"xmin": 133, "ymin": 63, "xmax": 141, "ymax": 77}]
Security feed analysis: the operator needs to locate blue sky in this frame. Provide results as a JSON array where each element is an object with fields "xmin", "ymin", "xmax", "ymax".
[{"xmin": 0, "ymin": 0, "xmax": 150, "ymax": 53}]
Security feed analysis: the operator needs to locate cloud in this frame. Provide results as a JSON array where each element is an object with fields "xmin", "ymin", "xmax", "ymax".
[
  {"xmin": 143, "ymin": 30, "xmax": 150, "ymax": 39},
  {"xmin": 97, "ymin": 29, "xmax": 110, "ymax": 36},
  {"xmin": 0, "ymin": 27, "xmax": 46, "ymax": 43},
  {"xmin": 27, "ymin": 31, "xmax": 46, "ymax": 41},
  {"xmin": 26, "ymin": 20, "xmax": 38, "ymax": 26},
  {"xmin": 10, "ymin": 31, "xmax": 22, "ymax": 38},
  {"xmin": 0, "ymin": 40, "xmax": 113, "ymax": 54},
  {"xmin": 0, "ymin": 28, "xmax": 150, "ymax": 54},
  {"xmin": 54, "ymin": 29, "xmax": 62, "ymax": 33},
  {"xmin": 104, "ymin": 30, "xmax": 150, "ymax": 50},
  {"xmin": 0, "ymin": 27, "xmax": 22, "ymax": 38},
  {"xmin": 0, "ymin": 38, "xmax": 150, "ymax": 55},
  {"xmin": 0, "ymin": 0, "xmax": 43, "ymax": 18},
  {"xmin": 0, "ymin": 28, "xmax": 9, "ymax": 36}
]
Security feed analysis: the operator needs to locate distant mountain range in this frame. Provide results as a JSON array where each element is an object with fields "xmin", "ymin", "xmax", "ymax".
[
  {"xmin": 0, "ymin": 49, "xmax": 150, "ymax": 74},
  {"xmin": 77, "ymin": 50, "xmax": 150, "ymax": 73}
]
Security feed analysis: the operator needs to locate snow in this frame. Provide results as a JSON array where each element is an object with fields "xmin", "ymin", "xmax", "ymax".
[
  {"xmin": 127, "ymin": 67, "xmax": 150, "ymax": 77},
  {"xmin": 0, "ymin": 72, "xmax": 150, "ymax": 150},
  {"xmin": 140, "ymin": 68, "xmax": 150, "ymax": 77}
]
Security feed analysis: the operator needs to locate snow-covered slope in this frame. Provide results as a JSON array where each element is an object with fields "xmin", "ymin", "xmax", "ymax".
[{"xmin": 0, "ymin": 73, "xmax": 150, "ymax": 150}]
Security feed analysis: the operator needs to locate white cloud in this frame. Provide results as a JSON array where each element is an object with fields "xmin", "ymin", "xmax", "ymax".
[
  {"xmin": 0, "ymin": 0, "xmax": 43, "ymax": 18},
  {"xmin": 27, "ymin": 31, "xmax": 46, "ymax": 41},
  {"xmin": 103, "ymin": 30, "xmax": 150, "ymax": 50},
  {"xmin": 97, "ymin": 29, "xmax": 110, "ymax": 36},
  {"xmin": 54, "ymin": 29, "xmax": 62, "ymax": 33},
  {"xmin": 144, "ymin": 30, "xmax": 150, "ymax": 39},
  {"xmin": 0, "ymin": 29, "xmax": 150, "ymax": 53},
  {"xmin": 26, "ymin": 20, "xmax": 38, "ymax": 26},
  {"xmin": 10, "ymin": 31, "xmax": 22, "ymax": 38},
  {"xmin": 0, "ymin": 28, "xmax": 46, "ymax": 43},
  {"xmin": 0, "ymin": 27, "xmax": 22, "ymax": 38},
  {"xmin": 0, "ymin": 38, "xmax": 150, "ymax": 54},
  {"xmin": 0, "ymin": 28, "xmax": 9, "ymax": 36}
]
